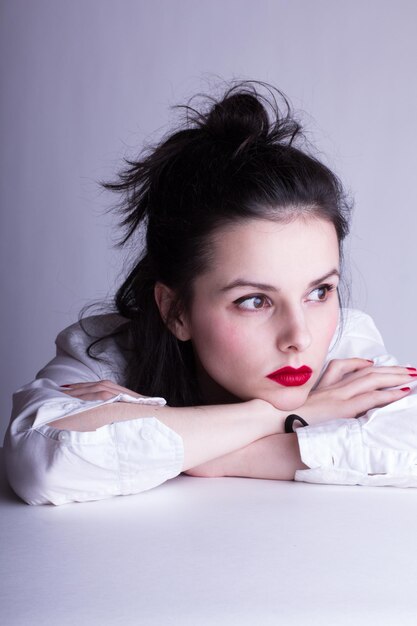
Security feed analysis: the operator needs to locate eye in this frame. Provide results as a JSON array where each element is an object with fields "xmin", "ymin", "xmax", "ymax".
[
  {"xmin": 307, "ymin": 284, "xmax": 335, "ymax": 302},
  {"xmin": 235, "ymin": 295, "xmax": 271, "ymax": 311}
]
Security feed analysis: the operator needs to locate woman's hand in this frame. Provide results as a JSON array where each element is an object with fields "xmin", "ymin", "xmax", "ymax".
[
  {"xmin": 301, "ymin": 358, "xmax": 416, "ymax": 424},
  {"xmin": 59, "ymin": 380, "xmax": 144, "ymax": 402}
]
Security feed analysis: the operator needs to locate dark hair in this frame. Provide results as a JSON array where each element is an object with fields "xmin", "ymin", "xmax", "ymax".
[{"xmin": 82, "ymin": 81, "xmax": 351, "ymax": 406}]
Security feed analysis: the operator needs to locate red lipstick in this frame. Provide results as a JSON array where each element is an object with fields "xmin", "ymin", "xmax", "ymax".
[{"xmin": 266, "ymin": 366, "xmax": 313, "ymax": 387}]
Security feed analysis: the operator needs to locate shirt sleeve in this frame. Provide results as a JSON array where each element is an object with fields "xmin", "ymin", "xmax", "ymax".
[
  {"xmin": 295, "ymin": 309, "xmax": 417, "ymax": 487},
  {"xmin": 3, "ymin": 318, "xmax": 184, "ymax": 506}
]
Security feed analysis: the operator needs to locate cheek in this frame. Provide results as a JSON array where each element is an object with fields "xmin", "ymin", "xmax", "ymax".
[
  {"xmin": 191, "ymin": 311, "xmax": 251, "ymax": 362},
  {"xmin": 314, "ymin": 305, "xmax": 340, "ymax": 351}
]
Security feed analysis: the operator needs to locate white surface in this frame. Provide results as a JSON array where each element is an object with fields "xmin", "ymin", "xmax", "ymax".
[{"xmin": 1, "ymin": 450, "xmax": 417, "ymax": 625}]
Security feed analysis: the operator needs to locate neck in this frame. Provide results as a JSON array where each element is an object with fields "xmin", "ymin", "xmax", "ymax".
[{"xmin": 194, "ymin": 359, "xmax": 240, "ymax": 406}]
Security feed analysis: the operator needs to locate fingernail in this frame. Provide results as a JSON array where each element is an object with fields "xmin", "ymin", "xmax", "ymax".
[
  {"xmin": 409, "ymin": 374, "xmax": 417, "ymax": 377},
  {"xmin": 401, "ymin": 387, "xmax": 411, "ymax": 392},
  {"xmin": 407, "ymin": 367, "xmax": 417, "ymax": 371},
  {"xmin": 60, "ymin": 384, "xmax": 72, "ymax": 388},
  {"xmin": 366, "ymin": 359, "xmax": 374, "ymax": 363}
]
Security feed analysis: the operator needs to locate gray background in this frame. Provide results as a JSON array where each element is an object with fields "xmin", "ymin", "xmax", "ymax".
[{"xmin": 1, "ymin": 0, "xmax": 417, "ymax": 440}]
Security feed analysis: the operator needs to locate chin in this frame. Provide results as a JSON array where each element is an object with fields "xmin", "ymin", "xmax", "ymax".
[{"xmin": 264, "ymin": 388, "xmax": 310, "ymax": 412}]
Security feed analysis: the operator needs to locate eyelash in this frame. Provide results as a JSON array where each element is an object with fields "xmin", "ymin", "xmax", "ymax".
[
  {"xmin": 234, "ymin": 295, "xmax": 272, "ymax": 311},
  {"xmin": 234, "ymin": 283, "xmax": 337, "ymax": 311},
  {"xmin": 307, "ymin": 283, "xmax": 337, "ymax": 302}
]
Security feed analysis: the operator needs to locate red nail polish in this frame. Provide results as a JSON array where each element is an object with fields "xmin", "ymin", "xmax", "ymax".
[
  {"xmin": 366, "ymin": 360, "xmax": 374, "ymax": 363},
  {"xmin": 407, "ymin": 367, "xmax": 417, "ymax": 371},
  {"xmin": 409, "ymin": 374, "xmax": 417, "ymax": 377},
  {"xmin": 401, "ymin": 387, "xmax": 411, "ymax": 392},
  {"xmin": 61, "ymin": 384, "xmax": 72, "ymax": 388}
]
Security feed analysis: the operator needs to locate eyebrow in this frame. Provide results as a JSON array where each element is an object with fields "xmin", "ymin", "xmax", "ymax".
[{"xmin": 219, "ymin": 269, "xmax": 340, "ymax": 293}]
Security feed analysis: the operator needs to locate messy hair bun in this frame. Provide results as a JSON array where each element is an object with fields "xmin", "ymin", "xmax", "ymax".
[
  {"xmin": 85, "ymin": 81, "xmax": 351, "ymax": 407},
  {"xmin": 202, "ymin": 85, "xmax": 300, "ymax": 155}
]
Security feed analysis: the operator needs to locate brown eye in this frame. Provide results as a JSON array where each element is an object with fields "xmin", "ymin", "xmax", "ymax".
[
  {"xmin": 308, "ymin": 285, "xmax": 333, "ymax": 302},
  {"xmin": 236, "ymin": 295, "xmax": 270, "ymax": 310},
  {"xmin": 253, "ymin": 296, "xmax": 264, "ymax": 308}
]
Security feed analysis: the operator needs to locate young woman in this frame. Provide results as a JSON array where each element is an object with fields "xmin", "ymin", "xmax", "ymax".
[{"xmin": 5, "ymin": 82, "xmax": 417, "ymax": 505}]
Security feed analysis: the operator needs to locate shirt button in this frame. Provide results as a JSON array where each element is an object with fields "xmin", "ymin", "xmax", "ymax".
[
  {"xmin": 140, "ymin": 427, "xmax": 153, "ymax": 441},
  {"xmin": 58, "ymin": 430, "xmax": 70, "ymax": 442}
]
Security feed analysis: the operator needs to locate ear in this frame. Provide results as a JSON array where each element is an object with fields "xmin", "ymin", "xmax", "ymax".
[{"xmin": 154, "ymin": 282, "xmax": 191, "ymax": 342}]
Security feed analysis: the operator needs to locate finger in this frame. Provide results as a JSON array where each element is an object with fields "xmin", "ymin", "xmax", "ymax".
[
  {"xmin": 334, "ymin": 365, "xmax": 417, "ymax": 387},
  {"xmin": 60, "ymin": 382, "xmax": 143, "ymax": 400},
  {"xmin": 317, "ymin": 358, "xmax": 374, "ymax": 388},
  {"xmin": 59, "ymin": 379, "xmax": 119, "ymax": 390},
  {"xmin": 348, "ymin": 386, "xmax": 412, "ymax": 418},
  {"xmin": 333, "ymin": 371, "xmax": 417, "ymax": 399},
  {"xmin": 59, "ymin": 380, "xmax": 135, "ymax": 396},
  {"xmin": 60, "ymin": 389, "xmax": 120, "ymax": 402}
]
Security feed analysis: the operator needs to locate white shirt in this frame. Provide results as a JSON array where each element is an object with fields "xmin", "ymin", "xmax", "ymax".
[{"xmin": 3, "ymin": 308, "xmax": 405, "ymax": 505}]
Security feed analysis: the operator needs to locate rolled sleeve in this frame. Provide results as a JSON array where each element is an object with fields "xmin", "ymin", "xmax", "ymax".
[
  {"xmin": 4, "ymin": 315, "xmax": 184, "ymax": 505},
  {"xmin": 5, "ymin": 392, "xmax": 184, "ymax": 506}
]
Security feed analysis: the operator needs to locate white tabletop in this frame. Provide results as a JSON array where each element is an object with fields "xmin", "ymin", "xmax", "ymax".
[{"xmin": 1, "ymin": 448, "xmax": 417, "ymax": 626}]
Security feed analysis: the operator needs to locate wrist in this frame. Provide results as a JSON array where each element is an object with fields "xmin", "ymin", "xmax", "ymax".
[
  {"xmin": 294, "ymin": 394, "xmax": 328, "ymax": 427},
  {"xmin": 245, "ymin": 398, "xmax": 289, "ymax": 434}
]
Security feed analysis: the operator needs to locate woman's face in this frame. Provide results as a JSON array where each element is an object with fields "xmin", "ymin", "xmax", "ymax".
[{"xmin": 180, "ymin": 215, "xmax": 341, "ymax": 410}]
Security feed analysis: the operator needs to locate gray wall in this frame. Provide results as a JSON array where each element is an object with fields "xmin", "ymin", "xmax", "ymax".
[{"xmin": 2, "ymin": 0, "xmax": 417, "ymax": 439}]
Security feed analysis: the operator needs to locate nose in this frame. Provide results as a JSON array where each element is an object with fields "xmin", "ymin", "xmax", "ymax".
[{"xmin": 275, "ymin": 308, "xmax": 312, "ymax": 353}]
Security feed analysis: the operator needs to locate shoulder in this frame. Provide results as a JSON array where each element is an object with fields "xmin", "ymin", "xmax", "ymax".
[
  {"xmin": 326, "ymin": 308, "xmax": 397, "ymax": 364},
  {"xmin": 338, "ymin": 308, "xmax": 384, "ymax": 343},
  {"xmin": 55, "ymin": 313, "xmax": 128, "ymax": 351},
  {"xmin": 54, "ymin": 313, "xmax": 131, "ymax": 380}
]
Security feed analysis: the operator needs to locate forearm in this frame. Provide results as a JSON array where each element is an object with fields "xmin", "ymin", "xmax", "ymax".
[
  {"xmin": 48, "ymin": 399, "xmax": 287, "ymax": 472},
  {"xmin": 186, "ymin": 433, "xmax": 307, "ymax": 480}
]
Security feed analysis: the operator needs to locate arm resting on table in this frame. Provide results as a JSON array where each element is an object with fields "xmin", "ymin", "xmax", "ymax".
[
  {"xmin": 185, "ymin": 433, "xmax": 307, "ymax": 480},
  {"xmin": 47, "ymin": 399, "xmax": 286, "ymax": 472}
]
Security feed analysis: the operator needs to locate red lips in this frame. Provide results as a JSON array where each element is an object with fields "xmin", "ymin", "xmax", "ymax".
[{"xmin": 266, "ymin": 366, "xmax": 313, "ymax": 387}]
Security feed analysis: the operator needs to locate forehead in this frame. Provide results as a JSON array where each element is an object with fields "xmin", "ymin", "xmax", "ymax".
[{"xmin": 202, "ymin": 216, "xmax": 340, "ymax": 286}]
